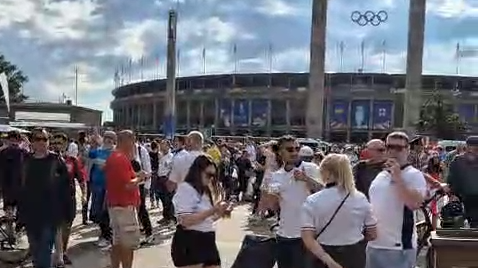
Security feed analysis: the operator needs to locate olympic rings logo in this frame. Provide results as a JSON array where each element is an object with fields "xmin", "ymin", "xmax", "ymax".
[{"xmin": 350, "ymin": 10, "xmax": 388, "ymax": 26}]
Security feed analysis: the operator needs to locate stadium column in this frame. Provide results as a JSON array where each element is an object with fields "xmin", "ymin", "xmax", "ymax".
[
  {"xmin": 165, "ymin": 9, "xmax": 177, "ymax": 139},
  {"xmin": 403, "ymin": 0, "xmax": 426, "ymax": 135},
  {"xmin": 306, "ymin": 0, "xmax": 327, "ymax": 139}
]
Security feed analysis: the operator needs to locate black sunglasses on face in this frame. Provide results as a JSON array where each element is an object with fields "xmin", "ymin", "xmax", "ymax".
[
  {"xmin": 386, "ymin": 144, "xmax": 407, "ymax": 151},
  {"xmin": 285, "ymin": 146, "xmax": 300, "ymax": 153}
]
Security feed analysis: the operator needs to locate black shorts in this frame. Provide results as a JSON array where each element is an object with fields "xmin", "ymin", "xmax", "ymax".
[
  {"xmin": 171, "ymin": 226, "xmax": 220, "ymax": 267},
  {"xmin": 276, "ymin": 236, "xmax": 306, "ymax": 268}
]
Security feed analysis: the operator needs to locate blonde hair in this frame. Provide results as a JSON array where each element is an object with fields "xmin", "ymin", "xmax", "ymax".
[{"xmin": 319, "ymin": 153, "xmax": 356, "ymax": 193}]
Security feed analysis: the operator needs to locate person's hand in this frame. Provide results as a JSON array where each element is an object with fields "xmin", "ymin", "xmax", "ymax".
[
  {"xmin": 137, "ymin": 171, "xmax": 148, "ymax": 181},
  {"xmin": 81, "ymin": 194, "xmax": 87, "ymax": 205},
  {"xmin": 326, "ymin": 261, "xmax": 343, "ymax": 268},
  {"xmin": 214, "ymin": 201, "xmax": 229, "ymax": 215},
  {"xmin": 384, "ymin": 158, "xmax": 401, "ymax": 179},
  {"xmin": 293, "ymin": 167, "xmax": 307, "ymax": 181}
]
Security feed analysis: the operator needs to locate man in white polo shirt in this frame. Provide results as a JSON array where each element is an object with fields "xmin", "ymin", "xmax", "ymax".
[
  {"xmin": 367, "ymin": 131, "xmax": 427, "ymax": 268},
  {"xmin": 266, "ymin": 136, "xmax": 321, "ymax": 268},
  {"xmin": 168, "ymin": 131, "xmax": 204, "ymax": 191}
]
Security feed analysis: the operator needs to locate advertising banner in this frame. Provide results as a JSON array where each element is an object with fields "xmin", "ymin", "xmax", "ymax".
[
  {"xmin": 251, "ymin": 100, "xmax": 268, "ymax": 127},
  {"xmin": 351, "ymin": 100, "xmax": 370, "ymax": 129},
  {"xmin": 218, "ymin": 99, "xmax": 232, "ymax": 127},
  {"xmin": 329, "ymin": 100, "xmax": 348, "ymax": 130},
  {"xmin": 233, "ymin": 99, "xmax": 249, "ymax": 127},
  {"xmin": 372, "ymin": 100, "xmax": 393, "ymax": 130},
  {"xmin": 458, "ymin": 104, "xmax": 475, "ymax": 124}
]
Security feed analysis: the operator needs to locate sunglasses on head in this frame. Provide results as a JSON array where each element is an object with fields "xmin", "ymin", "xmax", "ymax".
[
  {"xmin": 284, "ymin": 146, "xmax": 300, "ymax": 153},
  {"xmin": 386, "ymin": 144, "xmax": 407, "ymax": 151}
]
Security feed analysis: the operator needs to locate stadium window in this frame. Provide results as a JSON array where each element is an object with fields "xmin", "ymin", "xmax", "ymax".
[
  {"xmin": 203, "ymin": 99, "xmax": 215, "ymax": 127},
  {"xmin": 270, "ymin": 99, "xmax": 287, "ymax": 125},
  {"xmin": 289, "ymin": 98, "xmax": 305, "ymax": 126},
  {"xmin": 189, "ymin": 100, "xmax": 201, "ymax": 128}
]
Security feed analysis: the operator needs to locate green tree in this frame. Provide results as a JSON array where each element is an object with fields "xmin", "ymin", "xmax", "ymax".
[
  {"xmin": 416, "ymin": 93, "xmax": 467, "ymax": 139},
  {"xmin": 0, "ymin": 54, "xmax": 28, "ymax": 102}
]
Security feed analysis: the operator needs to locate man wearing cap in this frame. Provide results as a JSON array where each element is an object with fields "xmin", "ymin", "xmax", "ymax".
[
  {"xmin": 448, "ymin": 136, "xmax": 478, "ymax": 227},
  {"xmin": 167, "ymin": 131, "xmax": 204, "ymax": 191}
]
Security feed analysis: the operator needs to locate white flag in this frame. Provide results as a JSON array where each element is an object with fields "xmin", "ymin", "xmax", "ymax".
[{"xmin": 0, "ymin": 72, "xmax": 9, "ymax": 113}]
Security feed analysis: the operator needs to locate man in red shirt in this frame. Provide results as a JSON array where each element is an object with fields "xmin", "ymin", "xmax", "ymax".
[{"xmin": 104, "ymin": 130, "xmax": 146, "ymax": 268}]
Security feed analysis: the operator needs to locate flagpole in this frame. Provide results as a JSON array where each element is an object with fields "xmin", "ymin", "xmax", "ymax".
[
  {"xmin": 339, "ymin": 41, "xmax": 344, "ymax": 72},
  {"xmin": 140, "ymin": 56, "xmax": 144, "ymax": 81},
  {"xmin": 74, "ymin": 66, "xmax": 79, "ymax": 105},
  {"xmin": 176, "ymin": 48, "xmax": 181, "ymax": 77},
  {"xmin": 455, "ymin": 42, "xmax": 460, "ymax": 75},
  {"xmin": 232, "ymin": 44, "xmax": 237, "ymax": 86},
  {"xmin": 360, "ymin": 40, "xmax": 365, "ymax": 72},
  {"xmin": 268, "ymin": 43, "xmax": 273, "ymax": 74},
  {"xmin": 128, "ymin": 58, "xmax": 132, "ymax": 83},
  {"xmin": 202, "ymin": 46, "xmax": 206, "ymax": 74},
  {"xmin": 381, "ymin": 40, "xmax": 387, "ymax": 73}
]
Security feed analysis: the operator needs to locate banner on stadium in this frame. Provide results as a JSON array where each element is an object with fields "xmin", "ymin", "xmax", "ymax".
[
  {"xmin": 351, "ymin": 100, "xmax": 370, "ymax": 129},
  {"xmin": 218, "ymin": 99, "xmax": 232, "ymax": 127},
  {"xmin": 458, "ymin": 104, "xmax": 475, "ymax": 123},
  {"xmin": 233, "ymin": 99, "xmax": 249, "ymax": 126},
  {"xmin": 372, "ymin": 100, "xmax": 393, "ymax": 130},
  {"xmin": 329, "ymin": 100, "xmax": 348, "ymax": 130},
  {"xmin": 251, "ymin": 100, "xmax": 268, "ymax": 127}
]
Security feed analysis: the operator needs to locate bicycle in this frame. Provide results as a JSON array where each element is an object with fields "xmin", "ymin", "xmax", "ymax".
[
  {"xmin": 0, "ymin": 215, "xmax": 30, "ymax": 265},
  {"xmin": 416, "ymin": 187, "xmax": 447, "ymax": 268}
]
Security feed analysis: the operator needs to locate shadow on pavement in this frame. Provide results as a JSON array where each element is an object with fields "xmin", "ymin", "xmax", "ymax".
[{"xmin": 67, "ymin": 240, "xmax": 99, "ymax": 257}]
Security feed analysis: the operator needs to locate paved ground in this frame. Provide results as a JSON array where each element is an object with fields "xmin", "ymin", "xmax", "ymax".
[
  {"xmin": 8, "ymin": 203, "xmax": 428, "ymax": 268},
  {"xmin": 51, "ymin": 204, "xmax": 263, "ymax": 268}
]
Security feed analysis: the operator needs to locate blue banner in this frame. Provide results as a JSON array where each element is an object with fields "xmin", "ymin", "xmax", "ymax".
[
  {"xmin": 458, "ymin": 104, "xmax": 475, "ymax": 123},
  {"xmin": 251, "ymin": 100, "xmax": 268, "ymax": 127},
  {"xmin": 218, "ymin": 99, "xmax": 232, "ymax": 127},
  {"xmin": 372, "ymin": 100, "xmax": 393, "ymax": 130},
  {"xmin": 329, "ymin": 100, "xmax": 348, "ymax": 130},
  {"xmin": 351, "ymin": 100, "xmax": 370, "ymax": 129},
  {"xmin": 233, "ymin": 99, "xmax": 249, "ymax": 126}
]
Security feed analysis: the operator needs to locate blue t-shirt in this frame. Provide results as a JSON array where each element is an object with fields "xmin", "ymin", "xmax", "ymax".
[{"xmin": 89, "ymin": 148, "xmax": 112, "ymax": 190}]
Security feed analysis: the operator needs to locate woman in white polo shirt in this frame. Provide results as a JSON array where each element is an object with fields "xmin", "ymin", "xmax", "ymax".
[
  {"xmin": 170, "ymin": 155, "xmax": 229, "ymax": 268},
  {"xmin": 301, "ymin": 154, "xmax": 377, "ymax": 268}
]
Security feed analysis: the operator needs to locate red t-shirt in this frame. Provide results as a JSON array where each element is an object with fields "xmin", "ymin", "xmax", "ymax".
[{"xmin": 104, "ymin": 151, "xmax": 140, "ymax": 207}]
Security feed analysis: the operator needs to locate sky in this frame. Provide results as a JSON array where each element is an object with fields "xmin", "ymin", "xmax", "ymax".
[{"xmin": 1, "ymin": 0, "xmax": 478, "ymax": 122}]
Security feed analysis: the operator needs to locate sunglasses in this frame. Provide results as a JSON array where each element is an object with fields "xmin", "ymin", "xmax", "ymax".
[
  {"xmin": 205, "ymin": 172, "xmax": 216, "ymax": 179},
  {"xmin": 371, "ymin": 148, "xmax": 386, "ymax": 152},
  {"xmin": 386, "ymin": 144, "xmax": 407, "ymax": 151},
  {"xmin": 284, "ymin": 146, "xmax": 300, "ymax": 153},
  {"xmin": 33, "ymin": 136, "xmax": 48, "ymax": 142}
]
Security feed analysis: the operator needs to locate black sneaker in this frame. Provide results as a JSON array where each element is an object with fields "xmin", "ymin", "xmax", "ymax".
[{"xmin": 63, "ymin": 254, "xmax": 72, "ymax": 265}]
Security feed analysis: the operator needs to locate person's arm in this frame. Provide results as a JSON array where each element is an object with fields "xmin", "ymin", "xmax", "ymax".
[
  {"xmin": 446, "ymin": 158, "xmax": 461, "ymax": 197},
  {"xmin": 392, "ymin": 170, "xmax": 426, "ymax": 210},
  {"xmin": 73, "ymin": 158, "xmax": 86, "ymax": 196},
  {"xmin": 301, "ymin": 198, "xmax": 342, "ymax": 268},
  {"xmin": 363, "ymin": 197, "xmax": 378, "ymax": 241}
]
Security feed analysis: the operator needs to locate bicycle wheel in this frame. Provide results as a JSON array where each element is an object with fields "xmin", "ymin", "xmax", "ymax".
[{"xmin": 0, "ymin": 217, "xmax": 30, "ymax": 265}]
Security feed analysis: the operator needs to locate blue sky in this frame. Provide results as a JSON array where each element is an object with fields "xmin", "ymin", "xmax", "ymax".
[{"xmin": 0, "ymin": 0, "xmax": 477, "ymax": 121}]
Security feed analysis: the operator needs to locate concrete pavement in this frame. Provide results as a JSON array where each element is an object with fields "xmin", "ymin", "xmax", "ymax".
[{"xmin": 63, "ymin": 204, "xmax": 265, "ymax": 268}]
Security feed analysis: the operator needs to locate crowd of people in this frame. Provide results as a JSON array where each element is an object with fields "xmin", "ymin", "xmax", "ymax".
[{"xmin": 0, "ymin": 127, "xmax": 476, "ymax": 268}]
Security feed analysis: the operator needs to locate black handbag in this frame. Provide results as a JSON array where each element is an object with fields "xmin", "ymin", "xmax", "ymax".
[{"xmin": 230, "ymin": 234, "xmax": 277, "ymax": 268}]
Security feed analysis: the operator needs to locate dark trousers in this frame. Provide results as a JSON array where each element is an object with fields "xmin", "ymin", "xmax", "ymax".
[
  {"xmin": 150, "ymin": 175, "xmax": 161, "ymax": 205},
  {"xmin": 81, "ymin": 181, "xmax": 92, "ymax": 223},
  {"xmin": 138, "ymin": 185, "xmax": 153, "ymax": 236},
  {"xmin": 463, "ymin": 195, "xmax": 478, "ymax": 227},
  {"xmin": 98, "ymin": 210, "xmax": 111, "ymax": 240},
  {"xmin": 158, "ymin": 176, "xmax": 175, "ymax": 220},
  {"xmin": 26, "ymin": 224, "xmax": 56, "ymax": 268}
]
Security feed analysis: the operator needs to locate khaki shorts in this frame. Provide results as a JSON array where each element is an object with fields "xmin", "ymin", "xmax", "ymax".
[{"xmin": 109, "ymin": 206, "xmax": 141, "ymax": 248}]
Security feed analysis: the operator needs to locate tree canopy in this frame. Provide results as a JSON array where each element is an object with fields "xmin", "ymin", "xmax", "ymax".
[
  {"xmin": 0, "ymin": 54, "xmax": 28, "ymax": 103},
  {"xmin": 416, "ymin": 93, "xmax": 467, "ymax": 140}
]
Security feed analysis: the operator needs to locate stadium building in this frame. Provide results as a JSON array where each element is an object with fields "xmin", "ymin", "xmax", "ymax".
[{"xmin": 110, "ymin": 72, "xmax": 478, "ymax": 142}]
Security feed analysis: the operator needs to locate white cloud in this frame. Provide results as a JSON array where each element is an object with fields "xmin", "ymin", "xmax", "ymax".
[
  {"xmin": 428, "ymin": 0, "xmax": 478, "ymax": 18},
  {"xmin": 256, "ymin": 0, "xmax": 303, "ymax": 17}
]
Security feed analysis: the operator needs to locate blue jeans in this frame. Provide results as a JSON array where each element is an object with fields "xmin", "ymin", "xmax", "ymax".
[
  {"xmin": 366, "ymin": 247, "xmax": 417, "ymax": 268},
  {"xmin": 26, "ymin": 225, "xmax": 56, "ymax": 268}
]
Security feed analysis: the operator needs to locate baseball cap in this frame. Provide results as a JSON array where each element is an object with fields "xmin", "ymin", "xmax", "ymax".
[{"xmin": 299, "ymin": 146, "xmax": 314, "ymax": 157}]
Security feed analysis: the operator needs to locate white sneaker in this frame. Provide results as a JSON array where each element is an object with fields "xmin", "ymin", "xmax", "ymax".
[{"xmin": 96, "ymin": 238, "xmax": 110, "ymax": 248}]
